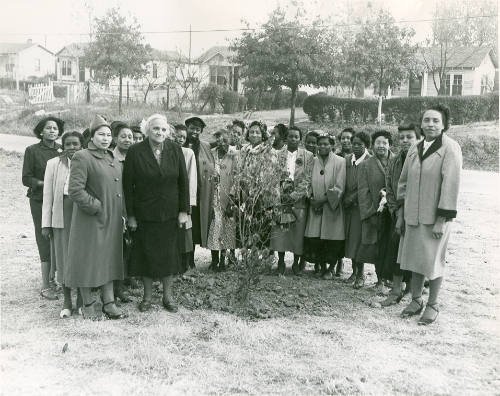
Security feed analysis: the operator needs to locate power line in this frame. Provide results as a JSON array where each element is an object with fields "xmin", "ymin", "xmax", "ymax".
[{"xmin": 0, "ymin": 14, "xmax": 496, "ymax": 37}]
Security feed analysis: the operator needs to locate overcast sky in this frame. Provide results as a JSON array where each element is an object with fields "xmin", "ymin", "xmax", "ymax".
[{"xmin": 0, "ymin": 0, "xmax": 439, "ymax": 56}]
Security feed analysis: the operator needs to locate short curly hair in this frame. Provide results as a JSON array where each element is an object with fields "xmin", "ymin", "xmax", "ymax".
[
  {"xmin": 371, "ymin": 130, "xmax": 393, "ymax": 146},
  {"xmin": 61, "ymin": 131, "xmax": 85, "ymax": 147},
  {"xmin": 33, "ymin": 116, "xmax": 64, "ymax": 139},
  {"xmin": 420, "ymin": 104, "xmax": 450, "ymax": 132},
  {"xmin": 352, "ymin": 131, "xmax": 371, "ymax": 148},
  {"xmin": 246, "ymin": 121, "xmax": 268, "ymax": 142}
]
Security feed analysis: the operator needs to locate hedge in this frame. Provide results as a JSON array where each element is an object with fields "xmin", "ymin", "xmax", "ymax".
[
  {"xmin": 303, "ymin": 93, "xmax": 499, "ymax": 125},
  {"xmin": 245, "ymin": 89, "xmax": 308, "ymax": 111}
]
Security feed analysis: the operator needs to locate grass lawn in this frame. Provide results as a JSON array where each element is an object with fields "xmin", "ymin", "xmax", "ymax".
[{"xmin": 1, "ymin": 144, "xmax": 499, "ymax": 394}]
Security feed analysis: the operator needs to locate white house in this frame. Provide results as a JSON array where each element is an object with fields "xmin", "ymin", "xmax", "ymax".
[
  {"xmin": 0, "ymin": 40, "xmax": 55, "ymax": 80},
  {"xmin": 195, "ymin": 46, "xmax": 244, "ymax": 94},
  {"xmin": 392, "ymin": 46, "xmax": 498, "ymax": 97},
  {"xmin": 55, "ymin": 43, "xmax": 91, "ymax": 83}
]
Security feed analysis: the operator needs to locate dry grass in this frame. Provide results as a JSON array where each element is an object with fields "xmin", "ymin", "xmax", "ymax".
[{"xmin": 1, "ymin": 145, "xmax": 499, "ymax": 394}]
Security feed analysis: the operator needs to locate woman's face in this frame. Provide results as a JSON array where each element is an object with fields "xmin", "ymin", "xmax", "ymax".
[
  {"xmin": 421, "ymin": 110, "xmax": 444, "ymax": 140},
  {"xmin": 187, "ymin": 123, "xmax": 203, "ymax": 142},
  {"xmin": 133, "ymin": 132, "xmax": 143, "ymax": 144},
  {"xmin": 216, "ymin": 133, "xmax": 230, "ymax": 151},
  {"xmin": 373, "ymin": 136, "xmax": 390, "ymax": 158},
  {"xmin": 175, "ymin": 129, "xmax": 187, "ymax": 146},
  {"xmin": 305, "ymin": 135, "xmax": 317, "ymax": 155},
  {"xmin": 92, "ymin": 126, "xmax": 112, "ymax": 150},
  {"xmin": 340, "ymin": 132, "xmax": 353, "ymax": 152},
  {"xmin": 147, "ymin": 119, "xmax": 169, "ymax": 144},
  {"xmin": 317, "ymin": 137, "xmax": 331, "ymax": 157},
  {"xmin": 63, "ymin": 136, "xmax": 82, "ymax": 159},
  {"xmin": 351, "ymin": 137, "xmax": 365, "ymax": 158},
  {"xmin": 287, "ymin": 129, "xmax": 301, "ymax": 151},
  {"xmin": 248, "ymin": 125, "xmax": 263, "ymax": 146},
  {"xmin": 41, "ymin": 120, "xmax": 59, "ymax": 142},
  {"xmin": 115, "ymin": 128, "xmax": 133, "ymax": 151},
  {"xmin": 399, "ymin": 130, "xmax": 418, "ymax": 152}
]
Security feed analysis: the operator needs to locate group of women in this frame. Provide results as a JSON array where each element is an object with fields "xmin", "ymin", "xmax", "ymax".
[{"xmin": 22, "ymin": 103, "xmax": 462, "ymax": 325}]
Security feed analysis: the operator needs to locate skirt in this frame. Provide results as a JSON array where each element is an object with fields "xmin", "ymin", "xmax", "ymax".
[
  {"xmin": 270, "ymin": 208, "xmax": 307, "ymax": 254},
  {"xmin": 129, "ymin": 219, "xmax": 183, "ymax": 278},
  {"xmin": 29, "ymin": 198, "xmax": 50, "ymax": 262},
  {"xmin": 207, "ymin": 205, "xmax": 236, "ymax": 250},
  {"xmin": 344, "ymin": 206, "xmax": 362, "ymax": 259},
  {"xmin": 50, "ymin": 196, "xmax": 73, "ymax": 284},
  {"xmin": 400, "ymin": 222, "xmax": 452, "ymax": 280},
  {"xmin": 303, "ymin": 238, "xmax": 344, "ymax": 264}
]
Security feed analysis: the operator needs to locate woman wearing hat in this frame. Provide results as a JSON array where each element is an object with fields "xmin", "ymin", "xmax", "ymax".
[
  {"xmin": 303, "ymin": 132, "xmax": 346, "ymax": 278},
  {"xmin": 66, "ymin": 115, "xmax": 127, "ymax": 320},
  {"xmin": 207, "ymin": 129, "xmax": 238, "ymax": 271},
  {"xmin": 22, "ymin": 116, "xmax": 64, "ymax": 300},
  {"xmin": 183, "ymin": 116, "xmax": 215, "ymax": 269},
  {"xmin": 123, "ymin": 114, "xmax": 189, "ymax": 313}
]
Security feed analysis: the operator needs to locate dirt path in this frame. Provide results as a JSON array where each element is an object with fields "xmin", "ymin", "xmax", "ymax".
[{"xmin": 0, "ymin": 150, "xmax": 499, "ymax": 395}]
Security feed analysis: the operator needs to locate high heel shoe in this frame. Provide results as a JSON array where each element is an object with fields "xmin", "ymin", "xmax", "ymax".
[{"xmin": 102, "ymin": 301, "xmax": 128, "ymax": 319}]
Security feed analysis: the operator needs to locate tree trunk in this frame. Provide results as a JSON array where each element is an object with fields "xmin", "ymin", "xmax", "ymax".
[
  {"xmin": 289, "ymin": 85, "xmax": 297, "ymax": 127},
  {"xmin": 377, "ymin": 96, "xmax": 383, "ymax": 125},
  {"xmin": 118, "ymin": 72, "xmax": 123, "ymax": 115}
]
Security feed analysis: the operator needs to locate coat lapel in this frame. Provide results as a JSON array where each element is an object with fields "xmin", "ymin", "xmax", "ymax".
[
  {"xmin": 421, "ymin": 134, "xmax": 443, "ymax": 161},
  {"xmin": 142, "ymin": 139, "xmax": 163, "ymax": 174},
  {"xmin": 324, "ymin": 152, "xmax": 336, "ymax": 189}
]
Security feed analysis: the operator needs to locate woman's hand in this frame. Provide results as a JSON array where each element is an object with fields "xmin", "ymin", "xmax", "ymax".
[
  {"xmin": 178, "ymin": 212, "xmax": 188, "ymax": 228},
  {"xmin": 395, "ymin": 214, "xmax": 405, "ymax": 236},
  {"xmin": 432, "ymin": 217, "xmax": 446, "ymax": 239},
  {"xmin": 41, "ymin": 227, "xmax": 52, "ymax": 239},
  {"xmin": 127, "ymin": 216, "xmax": 138, "ymax": 232}
]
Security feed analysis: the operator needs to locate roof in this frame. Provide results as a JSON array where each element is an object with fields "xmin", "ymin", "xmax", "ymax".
[
  {"xmin": 0, "ymin": 42, "xmax": 54, "ymax": 55},
  {"xmin": 150, "ymin": 49, "xmax": 188, "ymax": 63},
  {"xmin": 56, "ymin": 43, "xmax": 89, "ymax": 57},
  {"xmin": 196, "ymin": 46, "xmax": 236, "ymax": 64},
  {"xmin": 421, "ymin": 46, "xmax": 497, "ymax": 69}
]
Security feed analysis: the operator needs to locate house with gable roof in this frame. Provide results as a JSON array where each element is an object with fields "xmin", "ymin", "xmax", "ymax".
[
  {"xmin": 55, "ymin": 43, "xmax": 92, "ymax": 83},
  {"xmin": 0, "ymin": 40, "xmax": 55, "ymax": 80}
]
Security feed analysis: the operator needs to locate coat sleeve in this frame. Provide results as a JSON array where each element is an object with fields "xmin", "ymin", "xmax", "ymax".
[
  {"xmin": 385, "ymin": 158, "xmax": 398, "ymax": 215},
  {"xmin": 304, "ymin": 151, "xmax": 314, "ymax": 198},
  {"xmin": 41, "ymin": 159, "xmax": 56, "ymax": 228},
  {"xmin": 122, "ymin": 147, "xmax": 136, "ymax": 218},
  {"xmin": 187, "ymin": 150, "xmax": 198, "ymax": 207},
  {"xmin": 436, "ymin": 142, "xmax": 462, "ymax": 219},
  {"xmin": 396, "ymin": 153, "xmax": 409, "ymax": 205},
  {"xmin": 177, "ymin": 146, "xmax": 189, "ymax": 213},
  {"xmin": 357, "ymin": 161, "xmax": 376, "ymax": 221},
  {"xmin": 336, "ymin": 157, "xmax": 346, "ymax": 195},
  {"xmin": 22, "ymin": 145, "xmax": 40, "ymax": 190},
  {"xmin": 68, "ymin": 152, "xmax": 101, "ymax": 216}
]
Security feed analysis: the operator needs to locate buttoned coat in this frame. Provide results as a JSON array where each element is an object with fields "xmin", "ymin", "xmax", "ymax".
[
  {"xmin": 66, "ymin": 142, "xmax": 125, "ymax": 287},
  {"xmin": 42, "ymin": 155, "xmax": 70, "ymax": 229},
  {"xmin": 397, "ymin": 134, "xmax": 462, "ymax": 225},
  {"xmin": 385, "ymin": 151, "xmax": 406, "ymax": 217},
  {"xmin": 305, "ymin": 152, "xmax": 346, "ymax": 240},
  {"xmin": 358, "ymin": 152, "xmax": 395, "ymax": 244}
]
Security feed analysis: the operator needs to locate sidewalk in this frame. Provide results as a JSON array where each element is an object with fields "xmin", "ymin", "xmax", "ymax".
[{"xmin": 0, "ymin": 133, "xmax": 46, "ymax": 153}]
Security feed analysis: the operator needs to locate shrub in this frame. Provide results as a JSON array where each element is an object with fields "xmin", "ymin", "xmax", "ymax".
[
  {"xmin": 199, "ymin": 83, "xmax": 223, "ymax": 113},
  {"xmin": 53, "ymin": 85, "xmax": 67, "ymax": 98},
  {"xmin": 303, "ymin": 93, "xmax": 499, "ymax": 124},
  {"xmin": 244, "ymin": 89, "xmax": 308, "ymax": 111},
  {"xmin": 238, "ymin": 95, "xmax": 248, "ymax": 112},
  {"xmin": 221, "ymin": 90, "xmax": 240, "ymax": 114}
]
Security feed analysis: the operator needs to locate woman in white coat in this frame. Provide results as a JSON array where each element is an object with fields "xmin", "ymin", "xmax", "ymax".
[{"xmin": 397, "ymin": 104, "xmax": 462, "ymax": 325}]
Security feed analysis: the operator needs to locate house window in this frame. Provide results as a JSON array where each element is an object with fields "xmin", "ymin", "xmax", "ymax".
[
  {"xmin": 62, "ymin": 60, "xmax": 72, "ymax": 76},
  {"xmin": 481, "ymin": 75, "xmax": 490, "ymax": 94},
  {"xmin": 5, "ymin": 63, "xmax": 14, "ymax": 72},
  {"xmin": 35, "ymin": 59, "xmax": 40, "ymax": 71},
  {"xmin": 452, "ymin": 74, "xmax": 462, "ymax": 96},
  {"xmin": 152, "ymin": 63, "xmax": 158, "ymax": 79},
  {"xmin": 444, "ymin": 74, "xmax": 451, "ymax": 95}
]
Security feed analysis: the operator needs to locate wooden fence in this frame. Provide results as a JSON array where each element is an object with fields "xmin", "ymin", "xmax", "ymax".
[{"xmin": 28, "ymin": 81, "xmax": 54, "ymax": 105}]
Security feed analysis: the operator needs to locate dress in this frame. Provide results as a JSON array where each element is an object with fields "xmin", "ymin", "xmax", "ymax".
[
  {"xmin": 66, "ymin": 142, "xmax": 125, "ymax": 288},
  {"xmin": 398, "ymin": 134, "xmax": 462, "ymax": 279},
  {"xmin": 207, "ymin": 147, "xmax": 238, "ymax": 250},
  {"xmin": 123, "ymin": 139, "xmax": 189, "ymax": 278},
  {"xmin": 22, "ymin": 141, "xmax": 62, "ymax": 262}
]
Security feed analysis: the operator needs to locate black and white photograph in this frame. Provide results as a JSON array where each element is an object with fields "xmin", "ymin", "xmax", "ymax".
[{"xmin": 0, "ymin": 0, "xmax": 498, "ymax": 394}]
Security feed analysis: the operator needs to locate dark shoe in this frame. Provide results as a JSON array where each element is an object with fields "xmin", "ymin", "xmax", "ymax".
[
  {"xmin": 40, "ymin": 287, "xmax": 59, "ymax": 300},
  {"xmin": 277, "ymin": 260, "xmax": 286, "ymax": 276},
  {"xmin": 218, "ymin": 256, "xmax": 226, "ymax": 272},
  {"xmin": 138, "ymin": 300, "xmax": 152, "ymax": 312},
  {"xmin": 418, "ymin": 303, "xmax": 439, "ymax": 325},
  {"xmin": 353, "ymin": 276, "xmax": 365, "ymax": 289},
  {"xmin": 400, "ymin": 297, "xmax": 424, "ymax": 318},
  {"xmin": 314, "ymin": 263, "xmax": 320, "ymax": 274},
  {"xmin": 298, "ymin": 259, "xmax": 306, "ymax": 272},
  {"xmin": 102, "ymin": 301, "xmax": 128, "ymax": 319},
  {"xmin": 344, "ymin": 272, "xmax": 357, "ymax": 284},
  {"xmin": 322, "ymin": 270, "xmax": 333, "ymax": 280},
  {"xmin": 81, "ymin": 300, "xmax": 103, "ymax": 320},
  {"xmin": 380, "ymin": 292, "xmax": 403, "ymax": 307},
  {"xmin": 291, "ymin": 261, "xmax": 300, "ymax": 276},
  {"xmin": 335, "ymin": 261, "xmax": 343, "ymax": 277},
  {"xmin": 162, "ymin": 299, "xmax": 178, "ymax": 313}
]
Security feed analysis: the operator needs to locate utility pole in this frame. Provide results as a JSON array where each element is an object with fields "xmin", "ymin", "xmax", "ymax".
[{"xmin": 188, "ymin": 24, "xmax": 192, "ymax": 64}]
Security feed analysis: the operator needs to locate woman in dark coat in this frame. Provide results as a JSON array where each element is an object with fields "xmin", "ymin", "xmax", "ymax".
[
  {"xmin": 398, "ymin": 105, "xmax": 462, "ymax": 325},
  {"xmin": 123, "ymin": 114, "xmax": 189, "ymax": 313},
  {"xmin": 342, "ymin": 132, "xmax": 371, "ymax": 288},
  {"xmin": 66, "ymin": 115, "xmax": 127, "ymax": 320},
  {"xmin": 357, "ymin": 130, "xmax": 395, "ymax": 293},
  {"xmin": 22, "ymin": 116, "xmax": 64, "ymax": 300}
]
